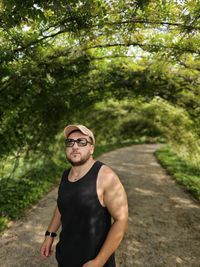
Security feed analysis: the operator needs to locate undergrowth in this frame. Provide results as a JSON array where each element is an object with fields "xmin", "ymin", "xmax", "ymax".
[
  {"xmin": 155, "ymin": 146, "xmax": 200, "ymax": 201},
  {"xmin": 0, "ymin": 161, "xmax": 63, "ymax": 232}
]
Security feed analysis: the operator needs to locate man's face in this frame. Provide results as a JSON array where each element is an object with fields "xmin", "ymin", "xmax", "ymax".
[{"xmin": 65, "ymin": 131, "xmax": 94, "ymax": 166}]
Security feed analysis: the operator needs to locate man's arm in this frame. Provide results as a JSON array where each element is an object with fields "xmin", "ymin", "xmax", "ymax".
[
  {"xmin": 40, "ymin": 205, "xmax": 61, "ymax": 258},
  {"xmin": 83, "ymin": 166, "xmax": 128, "ymax": 267}
]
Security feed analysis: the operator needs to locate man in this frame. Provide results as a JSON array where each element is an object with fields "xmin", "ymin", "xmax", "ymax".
[{"xmin": 40, "ymin": 124, "xmax": 128, "ymax": 267}]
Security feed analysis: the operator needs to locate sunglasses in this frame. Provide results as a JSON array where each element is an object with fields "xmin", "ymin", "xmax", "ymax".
[{"xmin": 65, "ymin": 138, "xmax": 93, "ymax": 147}]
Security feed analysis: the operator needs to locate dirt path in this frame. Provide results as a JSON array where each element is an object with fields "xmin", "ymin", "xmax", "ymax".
[{"xmin": 1, "ymin": 144, "xmax": 200, "ymax": 267}]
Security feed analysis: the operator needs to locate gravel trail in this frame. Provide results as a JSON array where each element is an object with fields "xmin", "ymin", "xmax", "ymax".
[{"xmin": 1, "ymin": 144, "xmax": 200, "ymax": 267}]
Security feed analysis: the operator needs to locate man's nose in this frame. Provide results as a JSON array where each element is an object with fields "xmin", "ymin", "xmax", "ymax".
[{"xmin": 72, "ymin": 141, "xmax": 79, "ymax": 148}]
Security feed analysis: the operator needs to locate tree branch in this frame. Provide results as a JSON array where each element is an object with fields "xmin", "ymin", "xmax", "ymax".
[
  {"xmin": 108, "ymin": 19, "xmax": 200, "ymax": 31},
  {"xmin": 83, "ymin": 42, "xmax": 200, "ymax": 55}
]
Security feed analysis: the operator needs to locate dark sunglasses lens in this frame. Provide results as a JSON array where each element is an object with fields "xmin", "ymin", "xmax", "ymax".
[
  {"xmin": 77, "ymin": 138, "xmax": 87, "ymax": 146},
  {"xmin": 65, "ymin": 139, "xmax": 74, "ymax": 147}
]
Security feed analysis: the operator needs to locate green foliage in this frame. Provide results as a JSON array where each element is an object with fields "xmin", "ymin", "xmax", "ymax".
[
  {"xmin": 0, "ymin": 216, "xmax": 9, "ymax": 232},
  {"xmin": 0, "ymin": 160, "xmax": 62, "ymax": 231},
  {"xmin": 0, "ymin": 0, "xmax": 200, "ymax": 160},
  {"xmin": 147, "ymin": 98, "xmax": 200, "ymax": 166},
  {"xmin": 81, "ymin": 97, "xmax": 200, "ymax": 166},
  {"xmin": 155, "ymin": 146, "xmax": 200, "ymax": 201}
]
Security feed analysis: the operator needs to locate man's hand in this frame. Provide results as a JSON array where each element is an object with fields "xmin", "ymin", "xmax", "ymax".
[
  {"xmin": 40, "ymin": 237, "xmax": 54, "ymax": 258},
  {"xmin": 82, "ymin": 259, "xmax": 102, "ymax": 267}
]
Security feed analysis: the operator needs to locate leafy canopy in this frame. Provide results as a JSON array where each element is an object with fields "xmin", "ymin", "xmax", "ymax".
[{"xmin": 0, "ymin": 0, "xmax": 199, "ymax": 161}]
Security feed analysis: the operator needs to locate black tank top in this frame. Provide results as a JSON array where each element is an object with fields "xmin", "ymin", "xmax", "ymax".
[{"xmin": 56, "ymin": 161, "xmax": 116, "ymax": 267}]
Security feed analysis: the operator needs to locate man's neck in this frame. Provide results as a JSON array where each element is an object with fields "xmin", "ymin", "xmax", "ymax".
[{"xmin": 69, "ymin": 157, "xmax": 95, "ymax": 181}]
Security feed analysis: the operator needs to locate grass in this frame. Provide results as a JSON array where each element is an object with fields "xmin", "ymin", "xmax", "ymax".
[{"xmin": 155, "ymin": 146, "xmax": 200, "ymax": 201}]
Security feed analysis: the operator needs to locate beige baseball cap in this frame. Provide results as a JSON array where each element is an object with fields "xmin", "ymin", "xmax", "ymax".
[{"xmin": 64, "ymin": 124, "xmax": 95, "ymax": 144}]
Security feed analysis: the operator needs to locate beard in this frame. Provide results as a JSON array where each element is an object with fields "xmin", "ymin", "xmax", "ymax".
[{"xmin": 66, "ymin": 152, "xmax": 91, "ymax": 166}]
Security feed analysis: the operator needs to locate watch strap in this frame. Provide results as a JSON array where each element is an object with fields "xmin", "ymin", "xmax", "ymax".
[{"xmin": 45, "ymin": 230, "xmax": 57, "ymax": 237}]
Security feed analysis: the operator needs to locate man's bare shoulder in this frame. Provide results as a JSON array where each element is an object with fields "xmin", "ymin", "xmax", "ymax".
[
  {"xmin": 98, "ymin": 164, "xmax": 121, "ymax": 189},
  {"xmin": 98, "ymin": 163, "xmax": 128, "ymax": 221}
]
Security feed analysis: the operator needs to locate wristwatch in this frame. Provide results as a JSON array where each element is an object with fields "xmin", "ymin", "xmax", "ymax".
[{"xmin": 45, "ymin": 230, "xmax": 57, "ymax": 237}]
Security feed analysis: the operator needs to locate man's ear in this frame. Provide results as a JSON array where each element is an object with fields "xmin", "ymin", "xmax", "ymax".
[{"xmin": 90, "ymin": 146, "xmax": 94, "ymax": 155}]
